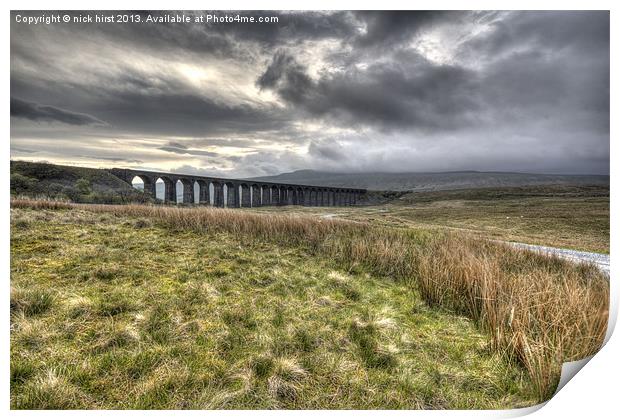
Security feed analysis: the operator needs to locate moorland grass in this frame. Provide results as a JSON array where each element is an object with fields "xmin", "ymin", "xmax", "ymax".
[
  {"xmin": 250, "ymin": 184, "xmax": 610, "ymax": 253},
  {"xmin": 10, "ymin": 199, "xmax": 609, "ymax": 406},
  {"xmin": 11, "ymin": 207, "xmax": 535, "ymax": 409}
]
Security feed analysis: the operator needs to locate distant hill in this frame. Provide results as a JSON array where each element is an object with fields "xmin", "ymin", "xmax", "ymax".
[
  {"xmin": 10, "ymin": 161, "xmax": 610, "ymax": 205},
  {"xmin": 251, "ymin": 170, "xmax": 609, "ymax": 192}
]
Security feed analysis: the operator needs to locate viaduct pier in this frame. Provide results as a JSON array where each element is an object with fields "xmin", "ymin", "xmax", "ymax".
[{"xmin": 109, "ymin": 168, "xmax": 366, "ymax": 208}]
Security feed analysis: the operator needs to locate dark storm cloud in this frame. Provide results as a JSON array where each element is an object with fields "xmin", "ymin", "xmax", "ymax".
[
  {"xmin": 460, "ymin": 11, "xmax": 609, "ymax": 58},
  {"xmin": 10, "ymin": 10, "xmax": 609, "ymax": 175},
  {"xmin": 308, "ymin": 139, "xmax": 347, "ymax": 161},
  {"xmin": 11, "ymin": 97, "xmax": 107, "ymax": 126},
  {"xmin": 351, "ymin": 10, "xmax": 447, "ymax": 48},
  {"xmin": 10, "ymin": 71, "xmax": 291, "ymax": 137},
  {"xmin": 209, "ymin": 11, "xmax": 359, "ymax": 45},
  {"xmin": 258, "ymin": 49, "xmax": 479, "ymax": 131},
  {"xmin": 101, "ymin": 91, "xmax": 287, "ymax": 136},
  {"xmin": 257, "ymin": 51, "xmax": 314, "ymax": 99}
]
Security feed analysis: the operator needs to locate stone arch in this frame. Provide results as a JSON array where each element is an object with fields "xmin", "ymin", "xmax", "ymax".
[
  {"xmin": 175, "ymin": 179, "xmax": 183, "ymax": 204},
  {"xmin": 175, "ymin": 178, "xmax": 194, "ymax": 204},
  {"xmin": 156, "ymin": 176, "xmax": 175, "ymax": 203},
  {"xmin": 131, "ymin": 175, "xmax": 145, "ymax": 190},
  {"xmin": 131, "ymin": 175, "xmax": 156, "ymax": 198},
  {"xmin": 195, "ymin": 180, "xmax": 209, "ymax": 204},
  {"xmin": 193, "ymin": 180, "xmax": 200, "ymax": 204},
  {"xmin": 154, "ymin": 177, "xmax": 165, "ymax": 201}
]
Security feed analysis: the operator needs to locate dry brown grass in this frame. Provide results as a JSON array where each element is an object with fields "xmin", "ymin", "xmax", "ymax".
[
  {"xmin": 11, "ymin": 198, "xmax": 609, "ymax": 401},
  {"xmin": 415, "ymin": 236, "xmax": 608, "ymax": 398}
]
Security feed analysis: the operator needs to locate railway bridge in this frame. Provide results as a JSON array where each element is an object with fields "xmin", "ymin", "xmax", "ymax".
[{"xmin": 109, "ymin": 168, "xmax": 366, "ymax": 207}]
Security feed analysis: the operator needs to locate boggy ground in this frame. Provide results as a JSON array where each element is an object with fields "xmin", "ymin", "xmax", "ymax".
[{"xmin": 10, "ymin": 207, "xmax": 537, "ymax": 409}]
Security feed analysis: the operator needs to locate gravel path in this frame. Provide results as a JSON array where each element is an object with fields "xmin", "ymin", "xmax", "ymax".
[
  {"xmin": 506, "ymin": 242, "xmax": 610, "ymax": 276},
  {"xmin": 320, "ymin": 214, "xmax": 339, "ymax": 219}
]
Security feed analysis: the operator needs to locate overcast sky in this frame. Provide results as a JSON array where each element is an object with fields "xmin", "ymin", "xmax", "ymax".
[{"xmin": 10, "ymin": 11, "xmax": 609, "ymax": 177}]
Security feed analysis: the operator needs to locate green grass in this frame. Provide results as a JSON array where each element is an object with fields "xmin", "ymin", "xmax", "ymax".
[
  {"xmin": 10, "ymin": 208, "xmax": 537, "ymax": 409},
  {"xmin": 252, "ymin": 185, "xmax": 609, "ymax": 253}
]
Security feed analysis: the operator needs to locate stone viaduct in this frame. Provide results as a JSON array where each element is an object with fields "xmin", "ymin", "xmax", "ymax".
[{"xmin": 109, "ymin": 168, "xmax": 366, "ymax": 208}]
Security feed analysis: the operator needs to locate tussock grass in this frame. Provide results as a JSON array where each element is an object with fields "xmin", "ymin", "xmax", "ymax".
[
  {"xmin": 349, "ymin": 315, "xmax": 398, "ymax": 370},
  {"xmin": 10, "ymin": 199, "xmax": 609, "ymax": 404},
  {"xmin": 11, "ymin": 287, "xmax": 54, "ymax": 317},
  {"xmin": 267, "ymin": 357, "xmax": 308, "ymax": 402},
  {"xmin": 16, "ymin": 369, "xmax": 92, "ymax": 409}
]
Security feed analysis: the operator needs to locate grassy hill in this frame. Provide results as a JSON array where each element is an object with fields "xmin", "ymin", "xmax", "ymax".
[
  {"xmin": 10, "ymin": 161, "xmax": 151, "ymax": 204},
  {"xmin": 251, "ymin": 170, "xmax": 609, "ymax": 192}
]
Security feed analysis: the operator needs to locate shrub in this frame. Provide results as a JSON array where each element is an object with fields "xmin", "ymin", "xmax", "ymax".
[
  {"xmin": 75, "ymin": 178, "xmax": 92, "ymax": 195},
  {"xmin": 10, "ymin": 173, "xmax": 38, "ymax": 194}
]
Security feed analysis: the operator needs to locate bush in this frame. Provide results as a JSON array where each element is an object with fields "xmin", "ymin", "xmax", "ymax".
[
  {"xmin": 75, "ymin": 178, "xmax": 92, "ymax": 195},
  {"xmin": 61, "ymin": 187, "xmax": 81, "ymax": 202},
  {"xmin": 10, "ymin": 173, "xmax": 38, "ymax": 195}
]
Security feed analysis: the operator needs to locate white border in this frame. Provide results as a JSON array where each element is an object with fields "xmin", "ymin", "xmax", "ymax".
[{"xmin": 3, "ymin": 2, "xmax": 616, "ymax": 419}]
